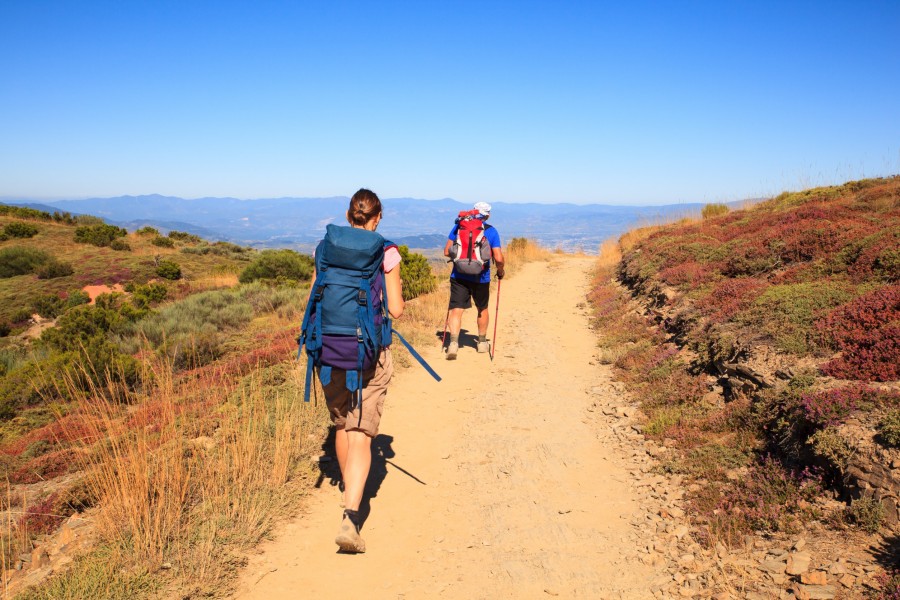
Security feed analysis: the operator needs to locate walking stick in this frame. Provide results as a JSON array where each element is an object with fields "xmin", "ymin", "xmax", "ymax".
[{"xmin": 490, "ymin": 278, "xmax": 501, "ymax": 361}]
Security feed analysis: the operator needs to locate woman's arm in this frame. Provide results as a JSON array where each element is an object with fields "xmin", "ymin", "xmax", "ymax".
[{"xmin": 384, "ymin": 267, "xmax": 404, "ymax": 318}]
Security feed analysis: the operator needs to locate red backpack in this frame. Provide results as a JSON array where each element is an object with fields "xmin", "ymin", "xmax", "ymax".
[{"xmin": 450, "ymin": 210, "xmax": 491, "ymax": 276}]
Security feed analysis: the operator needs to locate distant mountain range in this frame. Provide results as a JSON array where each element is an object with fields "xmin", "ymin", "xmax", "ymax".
[{"xmin": 1, "ymin": 194, "xmax": 754, "ymax": 253}]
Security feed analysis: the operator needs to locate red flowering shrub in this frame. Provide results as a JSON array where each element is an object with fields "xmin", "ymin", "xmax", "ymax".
[
  {"xmin": 9, "ymin": 448, "xmax": 79, "ymax": 484},
  {"xmin": 800, "ymin": 384, "xmax": 888, "ymax": 426},
  {"xmin": 817, "ymin": 284, "xmax": 900, "ymax": 381},
  {"xmin": 659, "ymin": 261, "xmax": 712, "ymax": 288},
  {"xmin": 18, "ymin": 492, "xmax": 71, "ymax": 535},
  {"xmin": 696, "ymin": 278, "xmax": 767, "ymax": 322}
]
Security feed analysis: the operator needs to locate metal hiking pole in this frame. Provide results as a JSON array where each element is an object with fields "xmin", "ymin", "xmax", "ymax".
[{"xmin": 490, "ymin": 278, "xmax": 501, "ymax": 361}]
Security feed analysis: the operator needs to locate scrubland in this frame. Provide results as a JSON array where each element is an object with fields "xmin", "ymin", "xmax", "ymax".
[{"xmin": 587, "ymin": 176, "xmax": 900, "ymax": 597}]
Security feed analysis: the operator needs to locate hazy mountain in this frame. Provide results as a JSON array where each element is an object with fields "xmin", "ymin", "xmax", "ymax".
[{"xmin": 5, "ymin": 195, "xmax": 729, "ymax": 253}]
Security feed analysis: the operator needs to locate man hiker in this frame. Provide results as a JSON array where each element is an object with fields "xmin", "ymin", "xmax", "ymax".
[{"xmin": 443, "ymin": 201, "xmax": 504, "ymax": 359}]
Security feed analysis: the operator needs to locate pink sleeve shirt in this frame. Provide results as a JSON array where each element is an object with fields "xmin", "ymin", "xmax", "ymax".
[{"xmin": 383, "ymin": 245, "xmax": 401, "ymax": 273}]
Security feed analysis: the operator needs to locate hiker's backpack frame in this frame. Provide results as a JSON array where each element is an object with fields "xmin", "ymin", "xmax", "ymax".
[
  {"xmin": 450, "ymin": 210, "xmax": 492, "ymax": 276},
  {"xmin": 298, "ymin": 224, "xmax": 441, "ymax": 408}
]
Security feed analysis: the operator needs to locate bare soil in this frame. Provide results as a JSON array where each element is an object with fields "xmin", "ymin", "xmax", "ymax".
[{"xmin": 233, "ymin": 256, "xmax": 667, "ymax": 599}]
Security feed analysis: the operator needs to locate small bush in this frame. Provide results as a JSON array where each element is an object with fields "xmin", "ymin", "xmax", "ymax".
[
  {"xmin": 3, "ymin": 221, "xmax": 39, "ymax": 238},
  {"xmin": 0, "ymin": 322, "xmax": 10, "ymax": 337},
  {"xmin": 74, "ymin": 223, "xmax": 127, "ymax": 247},
  {"xmin": 702, "ymin": 203, "xmax": 729, "ymax": 219},
  {"xmin": 136, "ymin": 226, "xmax": 159, "ymax": 236},
  {"xmin": 817, "ymin": 284, "xmax": 900, "ymax": 381},
  {"xmin": 151, "ymin": 236, "xmax": 175, "ymax": 248},
  {"xmin": 876, "ymin": 410, "xmax": 900, "ymax": 448},
  {"xmin": 156, "ymin": 260, "xmax": 182, "ymax": 280},
  {"xmin": 109, "ymin": 238, "xmax": 131, "ymax": 251},
  {"xmin": 35, "ymin": 258, "xmax": 74, "ymax": 279},
  {"xmin": 34, "ymin": 294, "xmax": 66, "ymax": 319},
  {"xmin": 239, "ymin": 249, "xmax": 313, "ymax": 283},
  {"xmin": 740, "ymin": 281, "xmax": 855, "ymax": 355},
  {"xmin": 168, "ymin": 230, "xmax": 202, "ymax": 243},
  {"xmin": 398, "ymin": 245, "xmax": 436, "ymax": 301},
  {"xmin": 0, "ymin": 247, "xmax": 52, "ymax": 278},
  {"xmin": 845, "ymin": 496, "xmax": 884, "ymax": 533}
]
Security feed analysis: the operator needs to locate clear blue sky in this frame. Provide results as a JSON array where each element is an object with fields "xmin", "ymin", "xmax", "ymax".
[{"xmin": 2, "ymin": 1, "xmax": 898, "ymax": 205}]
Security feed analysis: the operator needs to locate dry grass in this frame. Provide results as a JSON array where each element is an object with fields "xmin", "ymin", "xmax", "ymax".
[{"xmin": 11, "ymin": 346, "xmax": 327, "ymax": 597}]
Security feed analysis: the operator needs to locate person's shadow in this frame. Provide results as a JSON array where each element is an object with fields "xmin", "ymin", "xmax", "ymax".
[
  {"xmin": 314, "ymin": 428, "xmax": 426, "ymax": 533},
  {"xmin": 435, "ymin": 326, "xmax": 479, "ymax": 350}
]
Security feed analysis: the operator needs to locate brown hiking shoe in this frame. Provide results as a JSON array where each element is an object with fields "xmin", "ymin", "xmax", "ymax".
[
  {"xmin": 477, "ymin": 340, "xmax": 490, "ymax": 353},
  {"xmin": 446, "ymin": 341, "xmax": 458, "ymax": 360},
  {"xmin": 335, "ymin": 515, "xmax": 366, "ymax": 553}
]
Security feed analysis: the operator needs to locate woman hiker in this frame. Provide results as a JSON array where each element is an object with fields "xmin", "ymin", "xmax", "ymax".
[{"xmin": 307, "ymin": 188, "xmax": 404, "ymax": 553}]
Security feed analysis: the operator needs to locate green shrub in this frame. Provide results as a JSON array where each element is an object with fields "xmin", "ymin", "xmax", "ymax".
[
  {"xmin": 151, "ymin": 236, "xmax": 175, "ymax": 248},
  {"xmin": 0, "ymin": 247, "xmax": 52, "ymax": 278},
  {"xmin": 702, "ymin": 203, "xmax": 729, "ymax": 219},
  {"xmin": 109, "ymin": 238, "xmax": 131, "ymax": 251},
  {"xmin": 0, "ymin": 322, "xmax": 10, "ymax": 337},
  {"xmin": 136, "ymin": 226, "xmax": 159, "ymax": 236},
  {"xmin": 239, "ymin": 249, "xmax": 313, "ymax": 283},
  {"xmin": 35, "ymin": 259, "xmax": 74, "ymax": 279},
  {"xmin": 73, "ymin": 223, "xmax": 127, "ymax": 247},
  {"xmin": 3, "ymin": 221, "xmax": 39, "ymax": 238},
  {"xmin": 739, "ymin": 281, "xmax": 855, "ymax": 355},
  {"xmin": 10, "ymin": 307, "xmax": 33, "ymax": 324},
  {"xmin": 398, "ymin": 245, "xmax": 436, "ymax": 301},
  {"xmin": 33, "ymin": 294, "xmax": 66, "ymax": 319},
  {"xmin": 845, "ymin": 496, "xmax": 884, "ymax": 533},
  {"xmin": 876, "ymin": 410, "xmax": 900, "ymax": 448},
  {"xmin": 155, "ymin": 260, "xmax": 182, "ymax": 280},
  {"xmin": 168, "ymin": 230, "xmax": 202, "ymax": 243}
]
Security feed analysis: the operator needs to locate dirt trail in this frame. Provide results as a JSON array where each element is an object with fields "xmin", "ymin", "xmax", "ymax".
[{"xmin": 233, "ymin": 255, "xmax": 667, "ymax": 599}]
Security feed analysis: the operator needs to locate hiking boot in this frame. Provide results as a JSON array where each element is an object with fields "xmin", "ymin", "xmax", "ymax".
[
  {"xmin": 477, "ymin": 340, "xmax": 490, "ymax": 353},
  {"xmin": 446, "ymin": 341, "xmax": 458, "ymax": 360},
  {"xmin": 335, "ymin": 514, "xmax": 366, "ymax": 553}
]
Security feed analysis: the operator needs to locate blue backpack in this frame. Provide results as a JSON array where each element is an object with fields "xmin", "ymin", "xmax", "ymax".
[{"xmin": 298, "ymin": 224, "xmax": 440, "ymax": 405}]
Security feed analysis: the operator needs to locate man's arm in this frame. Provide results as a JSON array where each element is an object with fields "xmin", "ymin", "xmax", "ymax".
[
  {"xmin": 492, "ymin": 246, "xmax": 505, "ymax": 279},
  {"xmin": 443, "ymin": 239, "xmax": 454, "ymax": 258}
]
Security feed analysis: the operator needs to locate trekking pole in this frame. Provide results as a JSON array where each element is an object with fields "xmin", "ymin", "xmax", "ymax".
[{"xmin": 490, "ymin": 278, "xmax": 501, "ymax": 361}]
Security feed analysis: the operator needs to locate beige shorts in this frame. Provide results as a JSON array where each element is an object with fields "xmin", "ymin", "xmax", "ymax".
[{"xmin": 321, "ymin": 347, "xmax": 393, "ymax": 437}]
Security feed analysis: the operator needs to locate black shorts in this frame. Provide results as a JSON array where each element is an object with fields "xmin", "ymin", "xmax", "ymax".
[{"xmin": 449, "ymin": 277, "xmax": 490, "ymax": 311}]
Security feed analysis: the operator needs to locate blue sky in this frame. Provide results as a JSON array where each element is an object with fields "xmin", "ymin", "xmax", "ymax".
[{"xmin": 1, "ymin": 1, "xmax": 898, "ymax": 205}]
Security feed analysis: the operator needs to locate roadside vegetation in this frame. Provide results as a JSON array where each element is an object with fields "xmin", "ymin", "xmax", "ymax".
[
  {"xmin": 0, "ymin": 202, "xmax": 547, "ymax": 598},
  {"xmin": 588, "ymin": 176, "xmax": 900, "ymax": 595}
]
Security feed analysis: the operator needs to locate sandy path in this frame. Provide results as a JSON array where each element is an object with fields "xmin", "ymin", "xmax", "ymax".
[{"xmin": 233, "ymin": 256, "xmax": 665, "ymax": 599}]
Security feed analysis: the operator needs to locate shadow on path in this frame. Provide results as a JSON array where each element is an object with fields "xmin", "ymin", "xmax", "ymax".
[{"xmin": 313, "ymin": 430, "xmax": 426, "ymax": 530}]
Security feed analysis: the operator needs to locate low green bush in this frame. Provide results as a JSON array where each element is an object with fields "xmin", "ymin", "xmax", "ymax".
[
  {"xmin": 136, "ymin": 226, "xmax": 159, "ymax": 236},
  {"xmin": 155, "ymin": 260, "xmax": 182, "ymax": 280},
  {"xmin": 0, "ymin": 247, "xmax": 52, "ymax": 278},
  {"xmin": 3, "ymin": 221, "xmax": 39, "ymax": 238},
  {"xmin": 109, "ymin": 238, "xmax": 131, "ymax": 251},
  {"xmin": 239, "ymin": 249, "xmax": 313, "ymax": 283},
  {"xmin": 73, "ymin": 223, "xmax": 127, "ymax": 247},
  {"xmin": 845, "ymin": 496, "xmax": 884, "ymax": 533},
  {"xmin": 876, "ymin": 410, "xmax": 900, "ymax": 448},
  {"xmin": 151, "ymin": 236, "xmax": 175, "ymax": 248},
  {"xmin": 168, "ymin": 230, "xmax": 201, "ymax": 243},
  {"xmin": 398, "ymin": 245, "xmax": 436, "ymax": 301},
  {"xmin": 35, "ymin": 259, "xmax": 74, "ymax": 279}
]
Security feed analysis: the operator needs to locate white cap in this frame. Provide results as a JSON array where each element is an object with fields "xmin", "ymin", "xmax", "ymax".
[{"xmin": 474, "ymin": 201, "xmax": 492, "ymax": 216}]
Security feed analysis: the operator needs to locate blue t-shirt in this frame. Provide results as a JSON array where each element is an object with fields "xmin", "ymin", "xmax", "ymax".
[{"xmin": 448, "ymin": 223, "xmax": 501, "ymax": 284}]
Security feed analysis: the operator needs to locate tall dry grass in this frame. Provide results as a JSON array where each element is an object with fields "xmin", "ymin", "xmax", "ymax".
[{"xmin": 19, "ymin": 346, "xmax": 326, "ymax": 597}]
